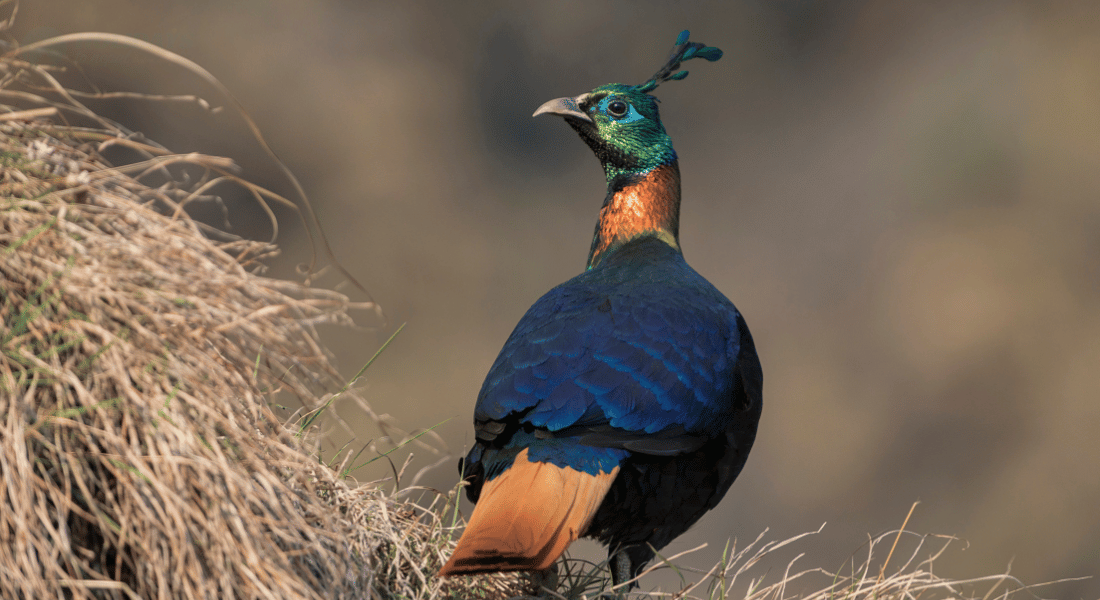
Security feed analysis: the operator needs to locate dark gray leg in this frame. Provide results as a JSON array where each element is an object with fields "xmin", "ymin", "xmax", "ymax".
[
  {"xmin": 607, "ymin": 544, "xmax": 656, "ymax": 596},
  {"xmin": 610, "ymin": 549, "xmax": 634, "ymax": 588},
  {"xmin": 597, "ymin": 550, "xmax": 631, "ymax": 599}
]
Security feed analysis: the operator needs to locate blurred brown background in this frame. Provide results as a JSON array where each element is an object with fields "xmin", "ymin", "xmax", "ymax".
[{"xmin": 12, "ymin": 0, "xmax": 1099, "ymax": 596}]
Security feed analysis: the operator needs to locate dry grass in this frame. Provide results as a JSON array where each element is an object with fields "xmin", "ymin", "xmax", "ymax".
[
  {"xmin": 0, "ymin": 12, "xmax": 530, "ymax": 599},
  {"xmin": 614, "ymin": 524, "xmax": 1058, "ymax": 600},
  {"xmin": 0, "ymin": 6, "xmax": 1072, "ymax": 600}
]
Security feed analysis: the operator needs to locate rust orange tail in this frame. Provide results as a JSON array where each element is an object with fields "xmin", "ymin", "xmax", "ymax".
[{"xmin": 439, "ymin": 448, "xmax": 619, "ymax": 576}]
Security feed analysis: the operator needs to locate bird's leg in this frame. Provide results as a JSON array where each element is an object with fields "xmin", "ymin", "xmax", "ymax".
[{"xmin": 609, "ymin": 549, "xmax": 634, "ymax": 592}]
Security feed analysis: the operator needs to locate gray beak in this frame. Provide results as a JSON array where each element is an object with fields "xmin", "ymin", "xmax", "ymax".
[{"xmin": 532, "ymin": 95, "xmax": 592, "ymax": 123}]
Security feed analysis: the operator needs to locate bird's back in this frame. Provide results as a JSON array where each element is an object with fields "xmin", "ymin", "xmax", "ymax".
[
  {"xmin": 456, "ymin": 237, "xmax": 762, "ymax": 580},
  {"xmin": 476, "ymin": 238, "xmax": 745, "ymax": 438}
]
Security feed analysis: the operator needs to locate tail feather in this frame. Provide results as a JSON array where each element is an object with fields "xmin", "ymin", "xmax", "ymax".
[{"xmin": 439, "ymin": 448, "xmax": 619, "ymax": 576}]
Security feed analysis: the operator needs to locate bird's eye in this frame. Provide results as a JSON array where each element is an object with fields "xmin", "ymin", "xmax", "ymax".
[{"xmin": 607, "ymin": 100, "xmax": 628, "ymax": 117}]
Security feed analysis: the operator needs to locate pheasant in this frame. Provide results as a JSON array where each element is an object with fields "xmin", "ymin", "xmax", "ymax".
[{"xmin": 439, "ymin": 30, "xmax": 763, "ymax": 589}]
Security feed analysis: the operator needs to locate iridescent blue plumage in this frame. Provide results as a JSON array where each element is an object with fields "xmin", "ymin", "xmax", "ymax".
[
  {"xmin": 441, "ymin": 31, "xmax": 762, "ymax": 587},
  {"xmin": 478, "ymin": 240, "xmax": 740, "ymax": 446}
]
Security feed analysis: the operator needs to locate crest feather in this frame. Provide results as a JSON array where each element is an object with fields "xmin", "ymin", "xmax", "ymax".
[{"xmin": 634, "ymin": 30, "xmax": 723, "ymax": 94}]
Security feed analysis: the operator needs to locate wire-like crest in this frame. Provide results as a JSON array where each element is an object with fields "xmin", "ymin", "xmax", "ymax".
[{"xmin": 634, "ymin": 30, "xmax": 723, "ymax": 94}]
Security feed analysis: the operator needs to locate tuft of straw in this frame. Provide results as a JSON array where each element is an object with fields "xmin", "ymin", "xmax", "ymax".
[
  {"xmin": 1, "ymin": 109, "xmax": 351, "ymax": 600},
  {"xmin": 0, "ymin": 19, "xmax": 528, "ymax": 600}
]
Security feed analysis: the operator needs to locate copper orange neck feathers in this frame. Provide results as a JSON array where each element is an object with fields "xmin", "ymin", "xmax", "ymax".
[{"xmin": 587, "ymin": 162, "xmax": 681, "ymax": 269}]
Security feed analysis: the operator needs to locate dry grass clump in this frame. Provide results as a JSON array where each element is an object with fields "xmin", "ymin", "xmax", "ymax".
[
  {"xmin": 0, "ymin": 19, "xmax": 530, "ymax": 600},
  {"xmin": 1, "ymin": 113, "xmax": 346, "ymax": 600},
  {"xmin": 644, "ymin": 525, "xmax": 1051, "ymax": 600},
  {"xmin": 534, "ymin": 519, "xmax": 1055, "ymax": 600}
]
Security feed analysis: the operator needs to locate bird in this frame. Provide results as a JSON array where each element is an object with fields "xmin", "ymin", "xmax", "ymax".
[{"xmin": 439, "ymin": 30, "xmax": 763, "ymax": 590}]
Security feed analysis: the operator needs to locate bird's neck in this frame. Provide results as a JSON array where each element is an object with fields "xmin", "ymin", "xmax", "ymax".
[{"xmin": 586, "ymin": 161, "xmax": 681, "ymax": 269}]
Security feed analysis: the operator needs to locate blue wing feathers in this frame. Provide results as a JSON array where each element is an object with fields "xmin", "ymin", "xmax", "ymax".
[
  {"xmin": 477, "ymin": 430, "xmax": 629, "ymax": 477},
  {"xmin": 471, "ymin": 238, "xmax": 746, "ymax": 477},
  {"xmin": 509, "ymin": 342, "xmax": 547, "ymax": 369},
  {"xmin": 575, "ymin": 364, "xmax": 617, "ymax": 395}
]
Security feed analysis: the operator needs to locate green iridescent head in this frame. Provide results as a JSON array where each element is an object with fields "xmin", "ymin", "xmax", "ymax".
[{"xmin": 533, "ymin": 30, "xmax": 722, "ymax": 183}]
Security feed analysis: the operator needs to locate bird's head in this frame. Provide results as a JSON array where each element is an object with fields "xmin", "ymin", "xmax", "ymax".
[{"xmin": 534, "ymin": 31, "xmax": 722, "ymax": 183}]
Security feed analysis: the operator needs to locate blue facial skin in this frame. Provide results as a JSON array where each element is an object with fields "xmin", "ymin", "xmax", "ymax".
[{"xmin": 596, "ymin": 95, "xmax": 646, "ymax": 125}]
